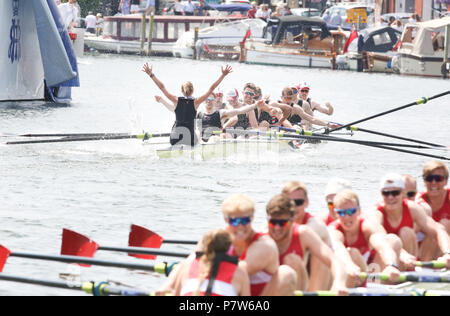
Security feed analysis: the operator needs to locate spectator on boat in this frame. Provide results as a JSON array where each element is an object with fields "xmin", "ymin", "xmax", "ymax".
[
  {"xmin": 408, "ymin": 12, "xmax": 421, "ymax": 23},
  {"xmin": 58, "ymin": 0, "xmax": 79, "ymax": 31},
  {"xmin": 118, "ymin": 0, "xmax": 131, "ymax": 15},
  {"xmin": 271, "ymin": 5, "xmax": 283, "ymax": 18},
  {"xmin": 196, "ymin": 0, "xmax": 208, "ymax": 16},
  {"xmin": 256, "ymin": 4, "xmax": 271, "ymax": 22},
  {"xmin": 130, "ymin": 0, "xmax": 141, "ymax": 14},
  {"xmin": 156, "ymin": 228, "xmax": 251, "ymax": 296},
  {"xmin": 247, "ymin": 2, "xmax": 257, "ymax": 18},
  {"xmin": 142, "ymin": 62, "xmax": 232, "ymax": 147},
  {"xmin": 284, "ymin": 5, "xmax": 292, "ymax": 16},
  {"xmin": 173, "ymin": 0, "xmax": 184, "ymax": 15},
  {"xmin": 391, "ymin": 19, "xmax": 403, "ymax": 33},
  {"xmin": 85, "ymin": 11, "xmax": 97, "ymax": 34},
  {"xmin": 388, "ymin": 16, "xmax": 396, "ymax": 26},
  {"xmin": 322, "ymin": 10, "xmax": 331, "ymax": 24},
  {"xmin": 329, "ymin": 11, "xmax": 342, "ymax": 27},
  {"xmin": 184, "ymin": 0, "xmax": 196, "ymax": 16},
  {"xmin": 96, "ymin": 13, "xmax": 104, "ymax": 35}
]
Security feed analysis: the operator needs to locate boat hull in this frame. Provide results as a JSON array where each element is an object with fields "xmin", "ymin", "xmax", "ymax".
[{"xmin": 245, "ymin": 48, "xmax": 333, "ymax": 68}]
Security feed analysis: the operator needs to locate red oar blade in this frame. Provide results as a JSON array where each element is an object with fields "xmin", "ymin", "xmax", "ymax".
[
  {"xmin": 0, "ymin": 245, "xmax": 11, "ymax": 272},
  {"xmin": 128, "ymin": 225, "xmax": 163, "ymax": 260},
  {"xmin": 61, "ymin": 229, "xmax": 99, "ymax": 267}
]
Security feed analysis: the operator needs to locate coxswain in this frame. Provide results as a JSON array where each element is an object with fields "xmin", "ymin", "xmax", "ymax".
[
  {"xmin": 368, "ymin": 173, "xmax": 450, "ymax": 267},
  {"xmin": 142, "ymin": 63, "xmax": 232, "ymax": 147},
  {"xmin": 265, "ymin": 194, "xmax": 348, "ymax": 295},
  {"xmin": 157, "ymin": 229, "xmax": 250, "ymax": 296},
  {"xmin": 222, "ymin": 194, "xmax": 297, "ymax": 296},
  {"xmin": 328, "ymin": 189, "xmax": 406, "ymax": 286},
  {"xmin": 281, "ymin": 181, "xmax": 333, "ymax": 291}
]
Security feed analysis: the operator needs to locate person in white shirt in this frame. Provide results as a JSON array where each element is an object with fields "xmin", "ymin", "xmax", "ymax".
[
  {"xmin": 255, "ymin": 4, "xmax": 271, "ymax": 21},
  {"xmin": 85, "ymin": 11, "xmax": 97, "ymax": 34},
  {"xmin": 58, "ymin": 0, "xmax": 79, "ymax": 31},
  {"xmin": 183, "ymin": 0, "xmax": 196, "ymax": 16}
]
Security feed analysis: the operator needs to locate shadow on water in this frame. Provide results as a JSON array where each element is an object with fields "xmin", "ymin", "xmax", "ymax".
[{"xmin": 0, "ymin": 101, "xmax": 71, "ymax": 117}]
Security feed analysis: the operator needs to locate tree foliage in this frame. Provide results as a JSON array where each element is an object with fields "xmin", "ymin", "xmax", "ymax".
[{"xmin": 75, "ymin": 0, "xmax": 121, "ymax": 17}]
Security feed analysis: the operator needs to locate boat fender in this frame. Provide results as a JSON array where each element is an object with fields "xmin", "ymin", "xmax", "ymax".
[{"xmin": 69, "ymin": 32, "xmax": 77, "ymax": 41}]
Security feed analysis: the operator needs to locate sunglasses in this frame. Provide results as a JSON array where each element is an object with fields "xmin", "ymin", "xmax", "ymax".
[
  {"xmin": 268, "ymin": 217, "xmax": 292, "ymax": 228},
  {"xmin": 291, "ymin": 88, "xmax": 298, "ymax": 94},
  {"xmin": 381, "ymin": 190, "xmax": 402, "ymax": 197},
  {"xmin": 300, "ymin": 89, "xmax": 309, "ymax": 93},
  {"xmin": 206, "ymin": 97, "xmax": 215, "ymax": 102},
  {"xmin": 424, "ymin": 174, "xmax": 446, "ymax": 182},
  {"xmin": 227, "ymin": 216, "xmax": 251, "ymax": 227},
  {"xmin": 244, "ymin": 91, "xmax": 255, "ymax": 96},
  {"xmin": 327, "ymin": 201, "xmax": 334, "ymax": 211},
  {"xmin": 336, "ymin": 207, "xmax": 358, "ymax": 217},
  {"xmin": 293, "ymin": 198, "xmax": 306, "ymax": 206},
  {"xmin": 406, "ymin": 191, "xmax": 417, "ymax": 198}
]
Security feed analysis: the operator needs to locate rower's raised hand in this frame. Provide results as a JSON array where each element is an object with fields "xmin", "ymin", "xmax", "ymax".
[
  {"xmin": 221, "ymin": 64, "xmax": 233, "ymax": 76},
  {"xmin": 142, "ymin": 63, "xmax": 153, "ymax": 77}
]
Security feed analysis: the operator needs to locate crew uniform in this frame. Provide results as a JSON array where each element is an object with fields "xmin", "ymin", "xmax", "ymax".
[
  {"xmin": 375, "ymin": 199, "xmax": 415, "ymax": 236},
  {"xmin": 418, "ymin": 188, "xmax": 450, "ymax": 222},
  {"xmin": 180, "ymin": 253, "xmax": 239, "ymax": 296},
  {"xmin": 171, "ymin": 96, "xmax": 198, "ymax": 146},
  {"xmin": 279, "ymin": 223, "xmax": 304, "ymax": 264},
  {"xmin": 197, "ymin": 110, "xmax": 222, "ymax": 142}
]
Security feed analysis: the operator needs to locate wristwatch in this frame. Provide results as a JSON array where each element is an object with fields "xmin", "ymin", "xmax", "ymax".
[{"xmin": 388, "ymin": 263, "xmax": 400, "ymax": 269}]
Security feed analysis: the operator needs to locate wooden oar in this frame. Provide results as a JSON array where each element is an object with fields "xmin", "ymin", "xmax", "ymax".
[
  {"xmin": 61, "ymin": 228, "xmax": 190, "ymax": 261},
  {"xmin": 361, "ymin": 271, "xmax": 450, "ymax": 283},
  {"xmin": 327, "ymin": 90, "xmax": 450, "ymax": 133},
  {"xmin": 5, "ymin": 132, "xmax": 171, "ymax": 145},
  {"xmin": 0, "ymin": 274, "xmax": 158, "ymax": 296},
  {"xmin": 0, "ymin": 245, "xmax": 177, "ymax": 275}
]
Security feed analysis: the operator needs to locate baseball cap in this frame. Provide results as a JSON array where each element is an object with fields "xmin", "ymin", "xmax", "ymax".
[
  {"xmin": 299, "ymin": 82, "xmax": 310, "ymax": 91},
  {"xmin": 226, "ymin": 89, "xmax": 239, "ymax": 100},
  {"xmin": 324, "ymin": 178, "xmax": 351, "ymax": 197},
  {"xmin": 379, "ymin": 173, "xmax": 405, "ymax": 191}
]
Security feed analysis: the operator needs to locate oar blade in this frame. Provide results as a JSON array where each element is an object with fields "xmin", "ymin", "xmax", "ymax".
[
  {"xmin": 0, "ymin": 245, "xmax": 11, "ymax": 272},
  {"xmin": 61, "ymin": 229, "xmax": 99, "ymax": 267},
  {"xmin": 128, "ymin": 225, "xmax": 163, "ymax": 260}
]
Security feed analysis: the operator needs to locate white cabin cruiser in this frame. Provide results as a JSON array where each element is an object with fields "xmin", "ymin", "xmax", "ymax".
[{"xmin": 0, "ymin": 0, "xmax": 79, "ymax": 104}]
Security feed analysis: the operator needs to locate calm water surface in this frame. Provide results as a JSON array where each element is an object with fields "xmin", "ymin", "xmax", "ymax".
[{"xmin": 0, "ymin": 54, "xmax": 449, "ymax": 295}]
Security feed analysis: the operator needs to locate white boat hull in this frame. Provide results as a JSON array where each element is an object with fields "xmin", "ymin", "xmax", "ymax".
[
  {"xmin": 397, "ymin": 53, "xmax": 449, "ymax": 78},
  {"xmin": 84, "ymin": 36, "xmax": 174, "ymax": 55},
  {"xmin": 245, "ymin": 48, "xmax": 333, "ymax": 68}
]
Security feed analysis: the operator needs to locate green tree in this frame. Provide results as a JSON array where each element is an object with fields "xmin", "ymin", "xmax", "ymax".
[{"xmin": 75, "ymin": 0, "xmax": 121, "ymax": 17}]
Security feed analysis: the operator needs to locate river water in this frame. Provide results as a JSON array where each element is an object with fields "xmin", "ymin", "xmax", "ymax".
[{"xmin": 0, "ymin": 54, "xmax": 449, "ymax": 295}]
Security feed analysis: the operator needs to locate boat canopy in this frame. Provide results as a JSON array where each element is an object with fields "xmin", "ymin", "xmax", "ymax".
[
  {"xmin": 357, "ymin": 26, "xmax": 401, "ymax": 53},
  {"xmin": 407, "ymin": 17, "xmax": 450, "ymax": 57},
  {"xmin": 264, "ymin": 16, "xmax": 331, "ymax": 45},
  {"xmin": 205, "ymin": 3, "xmax": 251, "ymax": 12}
]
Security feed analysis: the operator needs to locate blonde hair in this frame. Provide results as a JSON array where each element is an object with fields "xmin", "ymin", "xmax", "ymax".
[
  {"xmin": 194, "ymin": 229, "xmax": 232, "ymax": 296},
  {"xmin": 282, "ymin": 180, "xmax": 308, "ymax": 198},
  {"xmin": 222, "ymin": 194, "xmax": 255, "ymax": 217},
  {"xmin": 182, "ymin": 81, "xmax": 194, "ymax": 96},
  {"xmin": 333, "ymin": 189, "xmax": 360, "ymax": 208},
  {"xmin": 422, "ymin": 160, "xmax": 449, "ymax": 179},
  {"xmin": 266, "ymin": 193, "xmax": 294, "ymax": 217}
]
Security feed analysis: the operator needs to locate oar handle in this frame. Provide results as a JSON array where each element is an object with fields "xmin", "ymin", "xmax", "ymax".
[
  {"xmin": 416, "ymin": 261, "xmax": 446, "ymax": 269},
  {"xmin": 163, "ymin": 239, "xmax": 198, "ymax": 245},
  {"xmin": 360, "ymin": 272, "xmax": 450, "ymax": 283}
]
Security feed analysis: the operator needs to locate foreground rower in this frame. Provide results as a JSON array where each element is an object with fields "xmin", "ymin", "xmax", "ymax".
[
  {"xmin": 266, "ymin": 193, "xmax": 348, "ymax": 295},
  {"xmin": 142, "ymin": 63, "xmax": 232, "ymax": 146},
  {"xmin": 157, "ymin": 228, "xmax": 250, "ymax": 296},
  {"xmin": 328, "ymin": 189, "xmax": 405, "ymax": 286},
  {"xmin": 370, "ymin": 173, "xmax": 450, "ymax": 266},
  {"xmin": 222, "ymin": 194, "xmax": 297, "ymax": 296}
]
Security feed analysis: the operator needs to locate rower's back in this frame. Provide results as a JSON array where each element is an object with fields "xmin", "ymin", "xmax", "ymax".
[{"xmin": 171, "ymin": 96, "xmax": 197, "ymax": 146}]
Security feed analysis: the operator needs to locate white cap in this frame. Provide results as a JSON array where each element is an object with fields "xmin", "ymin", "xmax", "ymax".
[
  {"xmin": 379, "ymin": 173, "xmax": 405, "ymax": 191},
  {"xmin": 299, "ymin": 82, "xmax": 310, "ymax": 90},
  {"xmin": 324, "ymin": 178, "xmax": 351, "ymax": 197},
  {"xmin": 226, "ymin": 89, "xmax": 239, "ymax": 100}
]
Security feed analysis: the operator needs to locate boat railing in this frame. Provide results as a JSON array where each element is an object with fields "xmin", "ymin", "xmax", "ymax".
[{"xmin": 102, "ymin": 15, "xmax": 245, "ymax": 43}]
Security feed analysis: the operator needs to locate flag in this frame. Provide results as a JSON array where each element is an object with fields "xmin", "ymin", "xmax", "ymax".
[
  {"xmin": 343, "ymin": 25, "xmax": 358, "ymax": 54},
  {"xmin": 240, "ymin": 28, "xmax": 252, "ymax": 45},
  {"xmin": 392, "ymin": 39, "xmax": 402, "ymax": 51},
  {"xmin": 204, "ymin": 43, "xmax": 211, "ymax": 53}
]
